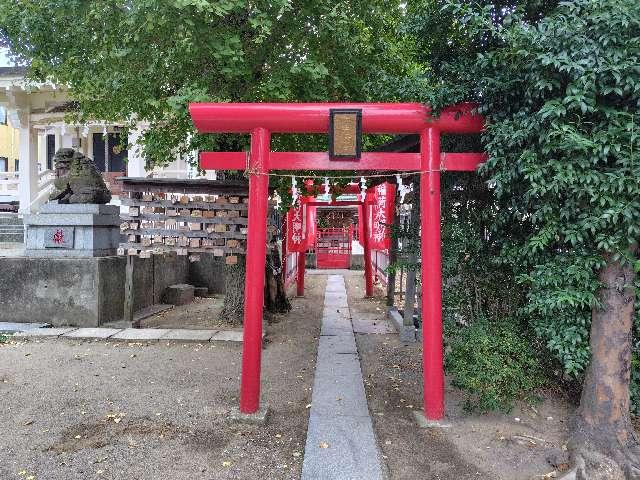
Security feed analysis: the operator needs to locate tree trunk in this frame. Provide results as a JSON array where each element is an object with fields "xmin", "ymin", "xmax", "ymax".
[
  {"xmin": 220, "ymin": 255, "xmax": 246, "ymax": 325},
  {"xmin": 561, "ymin": 246, "xmax": 640, "ymax": 480},
  {"xmin": 220, "ymin": 243, "xmax": 291, "ymax": 326},
  {"xmin": 264, "ymin": 238, "xmax": 291, "ymax": 318}
]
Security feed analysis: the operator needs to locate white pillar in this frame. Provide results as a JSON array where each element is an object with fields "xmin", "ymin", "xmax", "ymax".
[
  {"xmin": 127, "ymin": 125, "xmax": 147, "ymax": 177},
  {"xmin": 61, "ymin": 133, "xmax": 73, "ymax": 148},
  {"xmin": 18, "ymin": 119, "xmax": 39, "ymax": 215},
  {"xmin": 54, "ymin": 129, "xmax": 61, "ymax": 151},
  {"xmin": 37, "ymin": 133, "xmax": 47, "ymax": 171}
]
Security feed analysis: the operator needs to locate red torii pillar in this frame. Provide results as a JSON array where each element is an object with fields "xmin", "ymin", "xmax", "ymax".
[{"xmin": 189, "ymin": 102, "xmax": 485, "ymax": 421}]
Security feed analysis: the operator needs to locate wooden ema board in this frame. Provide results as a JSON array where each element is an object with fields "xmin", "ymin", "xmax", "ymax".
[{"xmin": 116, "ymin": 178, "xmax": 275, "ymax": 265}]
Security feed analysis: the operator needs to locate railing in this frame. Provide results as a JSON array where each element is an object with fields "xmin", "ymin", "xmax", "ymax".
[
  {"xmin": 0, "ymin": 172, "xmax": 19, "ymax": 202},
  {"xmin": 30, "ymin": 170, "xmax": 56, "ymax": 211},
  {"xmin": 371, "ymin": 249, "xmax": 390, "ymax": 285}
]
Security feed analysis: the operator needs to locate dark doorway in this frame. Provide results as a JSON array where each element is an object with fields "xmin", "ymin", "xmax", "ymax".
[
  {"xmin": 46, "ymin": 134, "xmax": 55, "ymax": 170},
  {"xmin": 92, "ymin": 133, "xmax": 127, "ymax": 172}
]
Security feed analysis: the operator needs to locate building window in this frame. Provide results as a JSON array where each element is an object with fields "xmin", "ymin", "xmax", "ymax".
[
  {"xmin": 14, "ymin": 159, "xmax": 19, "ymax": 171},
  {"xmin": 0, "ymin": 157, "xmax": 7, "ymax": 172},
  {"xmin": 0, "ymin": 107, "xmax": 6, "ymax": 125}
]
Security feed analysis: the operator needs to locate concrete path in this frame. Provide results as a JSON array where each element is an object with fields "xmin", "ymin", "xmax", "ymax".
[{"xmin": 302, "ymin": 274, "xmax": 384, "ymax": 480}]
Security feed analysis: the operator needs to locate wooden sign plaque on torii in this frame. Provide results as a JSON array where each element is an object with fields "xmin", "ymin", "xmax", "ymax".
[{"xmin": 189, "ymin": 102, "xmax": 486, "ymax": 422}]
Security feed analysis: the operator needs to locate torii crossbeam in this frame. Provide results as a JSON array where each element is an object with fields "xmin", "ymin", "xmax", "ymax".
[{"xmin": 189, "ymin": 102, "xmax": 485, "ymax": 421}]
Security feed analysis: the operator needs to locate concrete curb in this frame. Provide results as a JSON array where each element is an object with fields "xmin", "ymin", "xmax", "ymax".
[
  {"xmin": 387, "ymin": 307, "xmax": 417, "ymax": 343},
  {"xmin": 10, "ymin": 323, "xmax": 249, "ymax": 344}
]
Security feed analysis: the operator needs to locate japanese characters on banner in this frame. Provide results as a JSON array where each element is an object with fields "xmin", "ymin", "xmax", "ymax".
[
  {"xmin": 368, "ymin": 182, "xmax": 396, "ymax": 251},
  {"xmin": 286, "ymin": 200, "xmax": 307, "ymax": 252}
]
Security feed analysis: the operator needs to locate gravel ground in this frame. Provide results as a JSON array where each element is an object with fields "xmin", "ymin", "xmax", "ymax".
[
  {"xmin": 346, "ymin": 275, "xmax": 571, "ymax": 480},
  {"xmin": 0, "ymin": 275, "xmax": 326, "ymax": 480}
]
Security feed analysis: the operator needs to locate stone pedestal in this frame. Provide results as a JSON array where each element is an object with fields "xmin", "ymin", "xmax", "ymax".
[{"xmin": 23, "ymin": 202, "xmax": 120, "ymax": 257}]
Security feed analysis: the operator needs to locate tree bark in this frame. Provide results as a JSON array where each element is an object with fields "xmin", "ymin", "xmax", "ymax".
[
  {"xmin": 220, "ymin": 255, "xmax": 247, "ymax": 325},
  {"xmin": 219, "ymin": 241, "xmax": 291, "ymax": 325},
  {"xmin": 561, "ymin": 245, "xmax": 640, "ymax": 480},
  {"xmin": 264, "ymin": 238, "xmax": 291, "ymax": 318}
]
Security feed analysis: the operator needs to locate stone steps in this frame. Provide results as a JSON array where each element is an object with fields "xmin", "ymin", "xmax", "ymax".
[{"xmin": 0, "ymin": 215, "xmax": 23, "ymax": 242}]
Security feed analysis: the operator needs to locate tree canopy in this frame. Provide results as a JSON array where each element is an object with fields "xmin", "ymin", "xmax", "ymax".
[{"xmin": 0, "ymin": 0, "xmax": 413, "ymax": 163}]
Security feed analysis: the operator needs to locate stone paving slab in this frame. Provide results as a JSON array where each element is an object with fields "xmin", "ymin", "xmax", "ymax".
[
  {"xmin": 211, "ymin": 330, "xmax": 244, "ymax": 342},
  {"xmin": 62, "ymin": 328, "xmax": 122, "ymax": 340},
  {"xmin": 302, "ymin": 413, "xmax": 383, "ymax": 480},
  {"xmin": 310, "ymin": 375, "xmax": 370, "ymax": 417},
  {"xmin": 0, "ymin": 322, "xmax": 48, "ymax": 333},
  {"xmin": 302, "ymin": 273, "xmax": 383, "ymax": 480},
  {"xmin": 320, "ymin": 317, "xmax": 353, "ymax": 335},
  {"xmin": 13, "ymin": 327, "xmax": 77, "ymax": 338},
  {"xmin": 322, "ymin": 307, "xmax": 351, "ymax": 319},
  {"xmin": 317, "ymin": 335, "xmax": 357, "ymax": 354},
  {"xmin": 161, "ymin": 329, "xmax": 217, "ymax": 343},
  {"xmin": 111, "ymin": 328, "xmax": 171, "ymax": 342},
  {"xmin": 314, "ymin": 352, "xmax": 362, "ymax": 376},
  {"xmin": 320, "ymin": 325, "xmax": 354, "ymax": 337}
]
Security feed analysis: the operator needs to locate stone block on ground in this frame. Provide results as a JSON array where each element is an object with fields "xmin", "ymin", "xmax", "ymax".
[
  {"xmin": 111, "ymin": 328, "xmax": 171, "ymax": 342},
  {"xmin": 194, "ymin": 286, "xmax": 209, "ymax": 298},
  {"xmin": 229, "ymin": 405, "xmax": 270, "ymax": 426},
  {"xmin": 161, "ymin": 329, "xmax": 217, "ymax": 343},
  {"xmin": 211, "ymin": 330, "xmax": 243, "ymax": 343},
  {"xmin": 62, "ymin": 328, "xmax": 122, "ymax": 340},
  {"xmin": 162, "ymin": 284, "xmax": 195, "ymax": 306},
  {"xmin": 13, "ymin": 327, "xmax": 77, "ymax": 338},
  {"xmin": 0, "ymin": 322, "xmax": 48, "ymax": 333}
]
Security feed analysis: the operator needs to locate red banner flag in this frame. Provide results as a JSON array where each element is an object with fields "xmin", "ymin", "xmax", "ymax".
[{"xmin": 368, "ymin": 182, "xmax": 396, "ymax": 250}]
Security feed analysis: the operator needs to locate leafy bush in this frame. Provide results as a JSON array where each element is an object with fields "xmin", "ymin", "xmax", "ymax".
[{"xmin": 445, "ymin": 318, "xmax": 547, "ymax": 412}]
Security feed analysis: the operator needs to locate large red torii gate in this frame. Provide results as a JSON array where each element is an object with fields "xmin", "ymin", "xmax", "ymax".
[{"xmin": 189, "ymin": 102, "xmax": 485, "ymax": 421}]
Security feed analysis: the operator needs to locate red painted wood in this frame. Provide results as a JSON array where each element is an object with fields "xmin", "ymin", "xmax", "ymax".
[
  {"xmin": 239, "ymin": 127, "xmax": 270, "ymax": 414},
  {"xmin": 362, "ymin": 201, "xmax": 374, "ymax": 297},
  {"xmin": 441, "ymin": 152, "xmax": 487, "ymax": 171},
  {"xmin": 281, "ymin": 216, "xmax": 288, "ymax": 281},
  {"xmin": 198, "ymin": 151, "xmax": 487, "ymax": 172},
  {"xmin": 270, "ymin": 152, "xmax": 420, "ymax": 171},
  {"xmin": 190, "ymin": 102, "xmax": 483, "ymax": 135},
  {"xmin": 421, "ymin": 128, "xmax": 445, "ymax": 421},
  {"xmin": 199, "ymin": 151, "xmax": 420, "ymax": 171},
  {"xmin": 315, "ymin": 227, "xmax": 352, "ymax": 269}
]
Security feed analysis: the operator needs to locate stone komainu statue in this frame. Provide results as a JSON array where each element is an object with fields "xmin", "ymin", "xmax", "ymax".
[{"xmin": 49, "ymin": 148, "xmax": 112, "ymax": 204}]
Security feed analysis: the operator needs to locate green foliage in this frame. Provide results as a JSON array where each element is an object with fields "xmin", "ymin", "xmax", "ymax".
[
  {"xmin": 0, "ymin": 0, "xmax": 412, "ymax": 169},
  {"xmin": 396, "ymin": 0, "xmax": 640, "ymax": 411},
  {"xmin": 473, "ymin": 0, "xmax": 640, "ymax": 378},
  {"xmin": 445, "ymin": 318, "xmax": 547, "ymax": 412},
  {"xmin": 0, "ymin": 334, "xmax": 7, "ymax": 343}
]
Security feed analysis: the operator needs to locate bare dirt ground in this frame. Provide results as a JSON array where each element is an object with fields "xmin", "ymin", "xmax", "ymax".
[
  {"xmin": 137, "ymin": 296, "xmax": 227, "ymax": 330},
  {"xmin": 0, "ymin": 276, "xmax": 325, "ymax": 480},
  {"xmin": 345, "ymin": 274, "xmax": 572, "ymax": 480}
]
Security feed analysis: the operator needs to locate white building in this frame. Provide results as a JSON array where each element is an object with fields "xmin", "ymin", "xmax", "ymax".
[{"xmin": 0, "ymin": 67, "xmax": 213, "ymax": 214}]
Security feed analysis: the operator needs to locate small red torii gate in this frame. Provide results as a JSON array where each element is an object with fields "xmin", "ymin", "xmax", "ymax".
[{"xmin": 189, "ymin": 102, "xmax": 485, "ymax": 421}]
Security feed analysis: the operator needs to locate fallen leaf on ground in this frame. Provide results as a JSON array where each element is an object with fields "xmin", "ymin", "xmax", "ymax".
[
  {"xmin": 319, "ymin": 442, "xmax": 329, "ymax": 449},
  {"xmin": 222, "ymin": 461, "xmax": 232, "ymax": 467}
]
